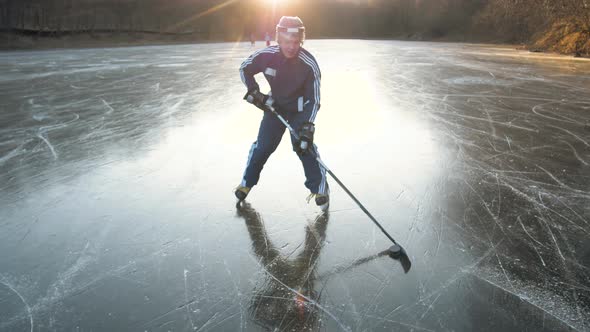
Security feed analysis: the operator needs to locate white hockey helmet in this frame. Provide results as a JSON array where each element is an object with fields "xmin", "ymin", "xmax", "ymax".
[{"xmin": 276, "ymin": 16, "xmax": 306, "ymax": 42}]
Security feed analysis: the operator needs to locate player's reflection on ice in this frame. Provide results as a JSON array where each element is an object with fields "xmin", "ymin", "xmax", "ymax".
[{"xmin": 236, "ymin": 202, "xmax": 328, "ymax": 331}]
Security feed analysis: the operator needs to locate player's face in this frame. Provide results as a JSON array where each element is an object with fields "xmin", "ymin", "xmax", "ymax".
[{"xmin": 278, "ymin": 33, "xmax": 301, "ymax": 59}]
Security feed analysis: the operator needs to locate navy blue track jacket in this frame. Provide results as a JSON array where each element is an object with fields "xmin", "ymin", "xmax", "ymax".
[{"xmin": 239, "ymin": 45, "xmax": 321, "ymax": 123}]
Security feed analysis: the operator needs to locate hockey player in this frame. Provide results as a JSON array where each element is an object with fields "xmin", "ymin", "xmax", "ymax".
[{"xmin": 236, "ymin": 16, "xmax": 329, "ymax": 210}]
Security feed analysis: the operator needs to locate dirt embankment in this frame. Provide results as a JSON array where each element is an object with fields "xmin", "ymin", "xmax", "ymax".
[
  {"xmin": 2, "ymin": 28, "xmax": 589, "ymax": 59},
  {"xmin": 529, "ymin": 19, "xmax": 590, "ymax": 57},
  {"xmin": 472, "ymin": 1, "xmax": 590, "ymax": 58},
  {"xmin": 0, "ymin": 30, "xmax": 213, "ymax": 51}
]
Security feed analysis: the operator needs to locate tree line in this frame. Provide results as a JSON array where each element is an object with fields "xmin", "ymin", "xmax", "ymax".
[
  {"xmin": 0, "ymin": 0, "xmax": 588, "ymax": 42},
  {"xmin": 475, "ymin": 0, "xmax": 590, "ymax": 42}
]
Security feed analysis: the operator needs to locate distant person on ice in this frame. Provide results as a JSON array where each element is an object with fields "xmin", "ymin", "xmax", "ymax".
[
  {"xmin": 236, "ymin": 16, "xmax": 329, "ymax": 210},
  {"xmin": 265, "ymin": 31, "xmax": 272, "ymax": 46}
]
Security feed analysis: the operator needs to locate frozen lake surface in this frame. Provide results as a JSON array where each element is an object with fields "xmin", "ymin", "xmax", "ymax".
[{"xmin": 1, "ymin": 40, "xmax": 589, "ymax": 331}]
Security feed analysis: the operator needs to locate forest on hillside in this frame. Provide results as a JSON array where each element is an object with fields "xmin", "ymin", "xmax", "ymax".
[{"xmin": 1, "ymin": 0, "xmax": 589, "ymax": 55}]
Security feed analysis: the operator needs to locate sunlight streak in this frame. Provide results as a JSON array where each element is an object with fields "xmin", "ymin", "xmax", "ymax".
[{"xmin": 168, "ymin": 0, "xmax": 240, "ymax": 32}]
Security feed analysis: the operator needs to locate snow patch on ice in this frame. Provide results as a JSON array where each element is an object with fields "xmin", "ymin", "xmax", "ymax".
[
  {"xmin": 443, "ymin": 76, "xmax": 513, "ymax": 86},
  {"xmin": 403, "ymin": 62, "xmax": 435, "ymax": 66},
  {"xmin": 156, "ymin": 63, "xmax": 189, "ymax": 68},
  {"xmin": 473, "ymin": 265, "xmax": 587, "ymax": 330}
]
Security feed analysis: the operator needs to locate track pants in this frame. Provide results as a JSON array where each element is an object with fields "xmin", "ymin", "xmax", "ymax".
[{"xmin": 240, "ymin": 110, "xmax": 329, "ymax": 195}]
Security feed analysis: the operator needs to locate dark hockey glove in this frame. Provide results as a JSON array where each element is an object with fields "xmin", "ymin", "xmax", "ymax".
[
  {"xmin": 296, "ymin": 122, "xmax": 315, "ymax": 155},
  {"xmin": 244, "ymin": 89, "xmax": 273, "ymax": 111}
]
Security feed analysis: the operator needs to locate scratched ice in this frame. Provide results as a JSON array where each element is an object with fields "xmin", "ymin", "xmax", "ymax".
[{"xmin": 0, "ymin": 41, "xmax": 589, "ymax": 331}]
